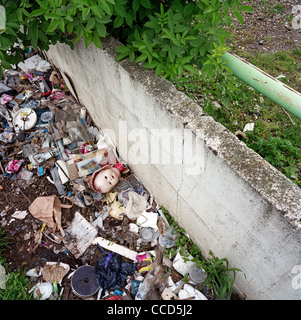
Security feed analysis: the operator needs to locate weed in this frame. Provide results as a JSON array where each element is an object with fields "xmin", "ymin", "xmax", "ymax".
[
  {"xmin": 247, "ymin": 134, "xmax": 300, "ymax": 182},
  {"xmin": 257, "ymin": 0, "xmax": 285, "ymax": 15},
  {"xmin": 174, "ymin": 60, "xmax": 301, "ymax": 187},
  {"xmin": 271, "ymin": 4, "xmax": 285, "ymax": 14},
  {"xmin": 0, "ymin": 227, "xmax": 34, "ymax": 300},
  {"xmin": 0, "ymin": 269, "xmax": 34, "ymax": 300},
  {"xmin": 161, "ymin": 207, "xmax": 243, "ymax": 299},
  {"xmin": 200, "ymin": 250, "xmax": 245, "ymax": 300}
]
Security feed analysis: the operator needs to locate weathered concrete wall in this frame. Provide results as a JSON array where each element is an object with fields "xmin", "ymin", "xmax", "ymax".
[{"xmin": 45, "ymin": 36, "xmax": 301, "ymax": 300}]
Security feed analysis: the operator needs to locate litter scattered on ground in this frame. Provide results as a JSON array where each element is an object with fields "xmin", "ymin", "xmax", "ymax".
[
  {"xmin": 243, "ymin": 122, "xmax": 255, "ymax": 132},
  {"xmin": 0, "ymin": 48, "xmax": 218, "ymax": 301}
]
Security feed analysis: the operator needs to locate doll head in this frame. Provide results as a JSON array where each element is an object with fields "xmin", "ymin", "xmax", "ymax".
[{"xmin": 89, "ymin": 164, "xmax": 121, "ymax": 193}]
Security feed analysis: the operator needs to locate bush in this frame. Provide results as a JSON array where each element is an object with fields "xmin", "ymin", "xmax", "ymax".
[{"xmin": 0, "ymin": 0, "xmax": 252, "ymax": 80}]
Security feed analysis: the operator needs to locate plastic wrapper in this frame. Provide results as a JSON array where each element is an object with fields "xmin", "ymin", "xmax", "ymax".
[
  {"xmin": 0, "ymin": 131, "xmax": 14, "ymax": 143},
  {"xmin": 0, "ymin": 93, "xmax": 13, "ymax": 104},
  {"xmin": 5, "ymin": 159, "xmax": 24, "ymax": 174}
]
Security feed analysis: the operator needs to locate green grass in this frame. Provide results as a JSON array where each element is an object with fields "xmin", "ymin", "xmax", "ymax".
[
  {"xmin": 0, "ymin": 227, "xmax": 34, "ymax": 300},
  {"xmin": 0, "ymin": 269, "xmax": 34, "ymax": 300},
  {"xmin": 257, "ymin": 0, "xmax": 286, "ymax": 15},
  {"xmin": 174, "ymin": 58, "xmax": 301, "ymax": 187}
]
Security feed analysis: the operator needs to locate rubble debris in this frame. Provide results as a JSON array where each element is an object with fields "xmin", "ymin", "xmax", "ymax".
[
  {"xmin": 136, "ymin": 210, "xmax": 158, "ymax": 230},
  {"xmin": 243, "ymin": 122, "xmax": 255, "ymax": 132},
  {"xmin": 11, "ymin": 210, "xmax": 28, "ymax": 220},
  {"xmin": 30, "ymin": 281, "xmax": 53, "ymax": 300},
  {"xmin": 93, "ymin": 236, "xmax": 139, "ymax": 262},
  {"xmin": 26, "ymin": 266, "xmax": 43, "ymax": 278},
  {"xmin": 124, "ymin": 191, "xmax": 148, "ymax": 220},
  {"xmin": 18, "ymin": 54, "xmax": 51, "ymax": 73},
  {"xmin": 178, "ymin": 284, "xmax": 208, "ymax": 300},
  {"xmin": 159, "ymin": 226, "xmax": 177, "ymax": 248},
  {"xmin": 173, "ymin": 252, "xmax": 196, "ymax": 276},
  {"xmin": 0, "ymin": 48, "xmax": 235, "ymax": 301}
]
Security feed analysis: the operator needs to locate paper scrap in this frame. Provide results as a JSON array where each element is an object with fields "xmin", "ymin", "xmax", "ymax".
[
  {"xmin": 11, "ymin": 210, "xmax": 28, "ymax": 220},
  {"xmin": 136, "ymin": 211, "xmax": 158, "ymax": 230},
  {"xmin": 63, "ymin": 211, "xmax": 97, "ymax": 258}
]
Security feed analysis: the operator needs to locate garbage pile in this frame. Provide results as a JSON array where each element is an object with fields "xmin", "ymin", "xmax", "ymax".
[{"xmin": 0, "ymin": 50, "xmax": 214, "ymax": 300}]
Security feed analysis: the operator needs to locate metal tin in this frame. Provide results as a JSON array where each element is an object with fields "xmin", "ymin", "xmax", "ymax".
[{"xmin": 71, "ymin": 265, "xmax": 100, "ymax": 298}]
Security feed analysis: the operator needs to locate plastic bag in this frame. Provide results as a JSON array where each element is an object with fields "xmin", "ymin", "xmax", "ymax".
[
  {"xmin": 95, "ymin": 244, "xmax": 137, "ymax": 298},
  {"xmin": 124, "ymin": 191, "xmax": 148, "ymax": 220}
]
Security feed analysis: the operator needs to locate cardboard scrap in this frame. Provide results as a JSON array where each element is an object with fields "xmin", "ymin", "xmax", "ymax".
[{"xmin": 65, "ymin": 148, "xmax": 106, "ymax": 180}]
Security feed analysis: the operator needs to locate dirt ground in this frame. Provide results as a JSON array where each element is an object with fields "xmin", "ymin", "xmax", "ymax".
[{"xmin": 230, "ymin": 0, "xmax": 301, "ymax": 52}]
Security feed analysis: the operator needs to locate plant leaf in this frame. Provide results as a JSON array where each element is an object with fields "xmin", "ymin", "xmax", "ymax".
[
  {"xmin": 93, "ymin": 32, "xmax": 103, "ymax": 48},
  {"xmin": 140, "ymin": 0, "xmax": 152, "ymax": 9},
  {"xmin": 238, "ymin": 5, "xmax": 254, "ymax": 13},
  {"xmin": 47, "ymin": 20, "xmax": 60, "ymax": 33},
  {"xmin": 233, "ymin": 11, "xmax": 244, "ymax": 25}
]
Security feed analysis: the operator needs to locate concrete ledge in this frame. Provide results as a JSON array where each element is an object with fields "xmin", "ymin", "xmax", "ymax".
[{"xmin": 45, "ymin": 36, "xmax": 301, "ymax": 300}]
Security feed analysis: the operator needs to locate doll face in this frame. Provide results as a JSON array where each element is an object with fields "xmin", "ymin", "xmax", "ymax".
[{"xmin": 92, "ymin": 167, "xmax": 120, "ymax": 193}]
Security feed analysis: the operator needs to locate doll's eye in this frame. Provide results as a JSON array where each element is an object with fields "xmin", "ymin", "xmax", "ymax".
[{"xmin": 105, "ymin": 175, "xmax": 107, "ymax": 179}]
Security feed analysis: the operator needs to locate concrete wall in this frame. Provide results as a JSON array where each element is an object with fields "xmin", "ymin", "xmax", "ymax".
[{"xmin": 45, "ymin": 36, "xmax": 301, "ymax": 300}]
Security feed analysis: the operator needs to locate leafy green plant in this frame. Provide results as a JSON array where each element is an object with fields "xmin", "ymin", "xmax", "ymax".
[
  {"xmin": 115, "ymin": 0, "xmax": 253, "ymax": 80},
  {"xmin": 0, "ymin": 0, "xmax": 252, "ymax": 80},
  {"xmin": 200, "ymin": 250, "xmax": 244, "ymax": 300},
  {"xmin": 0, "ymin": 269, "xmax": 34, "ymax": 300},
  {"xmin": 246, "ymin": 134, "xmax": 301, "ymax": 182}
]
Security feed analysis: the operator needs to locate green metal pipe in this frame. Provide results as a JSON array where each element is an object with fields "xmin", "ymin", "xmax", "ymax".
[{"xmin": 222, "ymin": 52, "xmax": 301, "ymax": 120}]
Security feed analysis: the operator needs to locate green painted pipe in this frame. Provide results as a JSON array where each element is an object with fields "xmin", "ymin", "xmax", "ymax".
[{"xmin": 222, "ymin": 52, "xmax": 301, "ymax": 120}]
